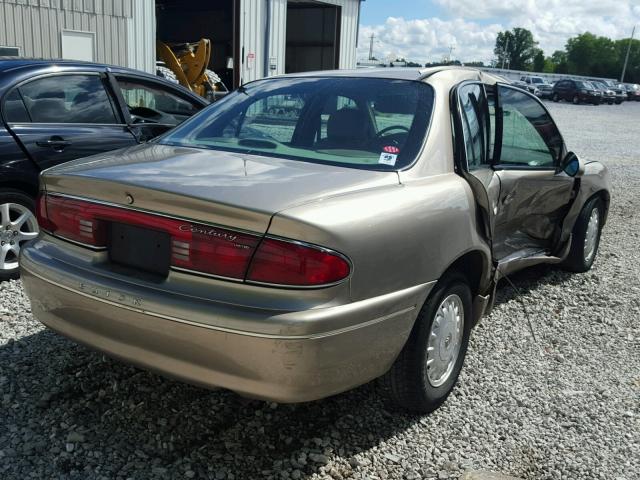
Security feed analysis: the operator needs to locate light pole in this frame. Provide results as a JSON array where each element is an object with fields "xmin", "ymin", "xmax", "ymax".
[{"xmin": 621, "ymin": 25, "xmax": 636, "ymax": 83}]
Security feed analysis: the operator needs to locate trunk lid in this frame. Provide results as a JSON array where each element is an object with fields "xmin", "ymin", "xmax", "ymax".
[{"xmin": 42, "ymin": 143, "xmax": 399, "ymax": 233}]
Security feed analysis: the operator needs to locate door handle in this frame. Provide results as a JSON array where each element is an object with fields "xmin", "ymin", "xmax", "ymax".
[{"xmin": 36, "ymin": 136, "xmax": 72, "ymax": 150}]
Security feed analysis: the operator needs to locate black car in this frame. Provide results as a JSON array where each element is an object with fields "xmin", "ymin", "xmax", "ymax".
[
  {"xmin": 0, "ymin": 59, "xmax": 208, "ymax": 280},
  {"xmin": 552, "ymin": 79, "xmax": 602, "ymax": 105}
]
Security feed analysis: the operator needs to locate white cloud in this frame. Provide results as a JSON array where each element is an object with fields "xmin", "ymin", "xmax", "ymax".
[{"xmin": 358, "ymin": 1, "xmax": 640, "ymax": 64}]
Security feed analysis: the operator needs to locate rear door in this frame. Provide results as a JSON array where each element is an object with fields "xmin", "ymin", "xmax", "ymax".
[
  {"xmin": 3, "ymin": 72, "xmax": 137, "ymax": 171},
  {"xmin": 452, "ymin": 82, "xmax": 501, "ymax": 249},
  {"xmin": 110, "ymin": 74, "xmax": 207, "ymax": 142}
]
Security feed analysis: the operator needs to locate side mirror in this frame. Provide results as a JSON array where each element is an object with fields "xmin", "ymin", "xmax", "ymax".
[{"xmin": 559, "ymin": 152, "xmax": 584, "ymax": 177}]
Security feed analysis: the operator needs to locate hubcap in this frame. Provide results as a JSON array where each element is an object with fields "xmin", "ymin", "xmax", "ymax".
[
  {"xmin": 0, "ymin": 203, "xmax": 39, "ymax": 273},
  {"xmin": 583, "ymin": 207, "xmax": 600, "ymax": 263},
  {"xmin": 426, "ymin": 294, "xmax": 464, "ymax": 387}
]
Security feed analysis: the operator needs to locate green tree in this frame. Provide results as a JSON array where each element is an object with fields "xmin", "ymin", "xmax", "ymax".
[
  {"xmin": 494, "ymin": 28, "xmax": 539, "ymax": 70},
  {"xmin": 533, "ymin": 49, "xmax": 545, "ymax": 72},
  {"xmin": 565, "ymin": 32, "xmax": 617, "ymax": 77},
  {"xmin": 551, "ymin": 50, "xmax": 568, "ymax": 74},
  {"xmin": 615, "ymin": 37, "xmax": 640, "ymax": 83}
]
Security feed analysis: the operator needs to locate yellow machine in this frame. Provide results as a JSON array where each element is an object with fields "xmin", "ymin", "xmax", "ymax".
[{"xmin": 156, "ymin": 38, "xmax": 225, "ymax": 100}]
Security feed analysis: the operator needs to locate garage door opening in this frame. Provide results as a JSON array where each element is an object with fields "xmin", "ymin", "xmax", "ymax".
[
  {"xmin": 155, "ymin": 0, "xmax": 239, "ymax": 90},
  {"xmin": 285, "ymin": 1, "xmax": 341, "ymax": 74}
]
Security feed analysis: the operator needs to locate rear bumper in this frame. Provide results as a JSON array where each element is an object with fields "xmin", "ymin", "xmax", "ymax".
[{"xmin": 21, "ymin": 241, "xmax": 431, "ymax": 403}]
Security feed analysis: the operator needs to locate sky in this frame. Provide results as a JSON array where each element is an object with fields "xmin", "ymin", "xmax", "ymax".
[{"xmin": 357, "ymin": 0, "xmax": 640, "ymax": 64}]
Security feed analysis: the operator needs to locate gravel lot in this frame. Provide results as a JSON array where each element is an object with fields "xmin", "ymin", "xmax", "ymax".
[{"xmin": 1, "ymin": 101, "xmax": 639, "ymax": 480}]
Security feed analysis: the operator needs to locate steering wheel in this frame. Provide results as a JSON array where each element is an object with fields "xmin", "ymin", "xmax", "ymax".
[
  {"xmin": 128, "ymin": 106, "xmax": 176, "ymax": 125},
  {"xmin": 374, "ymin": 125, "xmax": 410, "ymax": 138}
]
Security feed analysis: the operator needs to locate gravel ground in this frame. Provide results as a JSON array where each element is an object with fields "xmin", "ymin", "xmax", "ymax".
[{"xmin": 1, "ymin": 101, "xmax": 639, "ymax": 480}]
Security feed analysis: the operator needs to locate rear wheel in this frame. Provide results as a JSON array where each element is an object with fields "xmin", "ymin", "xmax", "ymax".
[
  {"xmin": 552, "ymin": 93, "xmax": 560, "ymax": 102},
  {"xmin": 383, "ymin": 273, "xmax": 472, "ymax": 412},
  {"xmin": 0, "ymin": 190, "xmax": 39, "ymax": 281},
  {"xmin": 563, "ymin": 197, "xmax": 603, "ymax": 273}
]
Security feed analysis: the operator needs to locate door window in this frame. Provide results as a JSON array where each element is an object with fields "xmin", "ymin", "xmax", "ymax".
[
  {"xmin": 116, "ymin": 77, "xmax": 202, "ymax": 125},
  {"xmin": 18, "ymin": 74, "xmax": 118, "ymax": 124},
  {"xmin": 458, "ymin": 83, "xmax": 489, "ymax": 169},
  {"xmin": 497, "ymin": 86, "xmax": 562, "ymax": 168},
  {"xmin": 2, "ymin": 89, "xmax": 30, "ymax": 122}
]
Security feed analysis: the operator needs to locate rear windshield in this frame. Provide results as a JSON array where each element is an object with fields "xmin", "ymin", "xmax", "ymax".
[{"xmin": 159, "ymin": 77, "xmax": 434, "ymax": 170}]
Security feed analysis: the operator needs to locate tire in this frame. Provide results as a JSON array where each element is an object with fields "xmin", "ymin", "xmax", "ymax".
[
  {"xmin": 552, "ymin": 93, "xmax": 560, "ymax": 102},
  {"xmin": 572, "ymin": 94, "xmax": 580, "ymax": 104},
  {"xmin": 382, "ymin": 273, "xmax": 472, "ymax": 413},
  {"xmin": 0, "ymin": 190, "xmax": 39, "ymax": 282},
  {"xmin": 155, "ymin": 65, "xmax": 179, "ymax": 84},
  {"xmin": 563, "ymin": 197, "xmax": 604, "ymax": 273}
]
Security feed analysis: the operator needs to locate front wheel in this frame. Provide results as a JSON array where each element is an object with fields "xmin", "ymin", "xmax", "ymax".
[
  {"xmin": 552, "ymin": 93, "xmax": 560, "ymax": 102},
  {"xmin": 572, "ymin": 94, "xmax": 580, "ymax": 104},
  {"xmin": 0, "ymin": 190, "xmax": 39, "ymax": 282},
  {"xmin": 382, "ymin": 274, "xmax": 472, "ymax": 413},
  {"xmin": 563, "ymin": 197, "xmax": 604, "ymax": 273}
]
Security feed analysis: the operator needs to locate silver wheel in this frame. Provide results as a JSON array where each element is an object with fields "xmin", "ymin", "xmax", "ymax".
[
  {"xmin": 0, "ymin": 202, "xmax": 39, "ymax": 273},
  {"xmin": 426, "ymin": 294, "xmax": 464, "ymax": 387},
  {"xmin": 583, "ymin": 207, "xmax": 600, "ymax": 263}
]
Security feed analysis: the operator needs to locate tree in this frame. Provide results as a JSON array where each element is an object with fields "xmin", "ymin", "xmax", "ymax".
[
  {"xmin": 494, "ymin": 28, "xmax": 539, "ymax": 70},
  {"xmin": 533, "ymin": 49, "xmax": 545, "ymax": 72},
  {"xmin": 551, "ymin": 50, "xmax": 568, "ymax": 74},
  {"xmin": 565, "ymin": 32, "xmax": 617, "ymax": 77}
]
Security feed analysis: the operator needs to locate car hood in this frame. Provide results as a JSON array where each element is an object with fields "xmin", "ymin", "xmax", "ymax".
[{"xmin": 42, "ymin": 143, "xmax": 400, "ymax": 233}]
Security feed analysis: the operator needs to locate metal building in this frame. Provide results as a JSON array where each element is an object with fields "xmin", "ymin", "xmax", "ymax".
[{"xmin": 0, "ymin": 0, "xmax": 362, "ymax": 89}]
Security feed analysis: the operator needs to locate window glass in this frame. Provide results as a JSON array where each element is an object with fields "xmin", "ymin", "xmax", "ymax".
[
  {"xmin": 2, "ymin": 89, "xmax": 30, "ymax": 122},
  {"xmin": 160, "ymin": 77, "xmax": 434, "ymax": 170},
  {"xmin": 19, "ymin": 75, "xmax": 117, "ymax": 124},
  {"xmin": 498, "ymin": 86, "xmax": 562, "ymax": 167},
  {"xmin": 458, "ymin": 84, "xmax": 487, "ymax": 169},
  {"xmin": 117, "ymin": 77, "xmax": 201, "ymax": 125}
]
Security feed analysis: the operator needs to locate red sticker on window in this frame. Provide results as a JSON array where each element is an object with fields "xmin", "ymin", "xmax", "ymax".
[{"xmin": 383, "ymin": 145, "xmax": 400, "ymax": 154}]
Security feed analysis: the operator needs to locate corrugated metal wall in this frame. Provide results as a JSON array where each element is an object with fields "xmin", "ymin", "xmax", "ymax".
[
  {"xmin": 126, "ymin": 0, "xmax": 155, "ymax": 73},
  {"xmin": 0, "ymin": 0, "xmax": 134, "ymax": 66},
  {"xmin": 241, "ymin": 0, "xmax": 361, "ymax": 83}
]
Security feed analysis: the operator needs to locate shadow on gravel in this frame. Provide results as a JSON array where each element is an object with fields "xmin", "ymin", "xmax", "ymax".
[{"xmin": 0, "ymin": 264, "xmax": 569, "ymax": 479}]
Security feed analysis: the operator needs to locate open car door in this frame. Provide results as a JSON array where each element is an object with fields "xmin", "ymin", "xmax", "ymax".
[{"xmin": 451, "ymin": 81, "xmax": 501, "ymax": 259}]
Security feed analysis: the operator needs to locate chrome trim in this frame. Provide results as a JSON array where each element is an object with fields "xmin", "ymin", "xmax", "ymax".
[
  {"xmin": 45, "ymin": 192, "xmax": 263, "ymax": 237},
  {"xmin": 52, "ymin": 233, "xmax": 107, "ymax": 252},
  {"xmin": 244, "ymin": 235, "xmax": 353, "ymax": 290},
  {"xmin": 24, "ymin": 265, "xmax": 416, "ymax": 340},
  {"xmin": 170, "ymin": 266, "xmax": 245, "ymax": 284}
]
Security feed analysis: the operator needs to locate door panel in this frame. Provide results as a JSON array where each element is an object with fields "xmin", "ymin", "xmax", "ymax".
[
  {"xmin": 7, "ymin": 124, "xmax": 137, "ymax": 170},
  {"xmin": 493, "ymin": 170, "xmax": 573, "ymax": 259}
]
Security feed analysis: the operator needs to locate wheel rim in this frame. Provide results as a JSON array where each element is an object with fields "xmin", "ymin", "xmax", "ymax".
[
  {"xmin": 583, "ymin": 207, "xmax": 600, "ymax": 263},
  {"xmin": 573, "ymin": 95, "xmax": 579, "ymax": 104},
  {"xmin": 426, "ymin": 294, "xmax": 464, "ymax": 387},
  {"xmin": 0, "ymin": 202, "xmax": 39, "ymax": 273}
]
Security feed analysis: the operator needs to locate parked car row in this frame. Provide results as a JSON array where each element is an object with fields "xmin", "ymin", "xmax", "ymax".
[{"xmin": 515, "ymin": 75, "xmax": 639, "ymax": 105}]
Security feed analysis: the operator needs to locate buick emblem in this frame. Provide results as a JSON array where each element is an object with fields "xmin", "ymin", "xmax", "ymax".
[{"xmin": 125, "ymin": 193, "xmax": 134, "ymax": 205}]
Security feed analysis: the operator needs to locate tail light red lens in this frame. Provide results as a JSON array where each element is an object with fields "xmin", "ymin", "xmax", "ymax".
[
  {"xmin": 38, "ymin": 193, "xmax": 351, "ymax": 286},
  {"xmin": 246, "ymin": 238, "xmax": 350, "ymax": 286}
]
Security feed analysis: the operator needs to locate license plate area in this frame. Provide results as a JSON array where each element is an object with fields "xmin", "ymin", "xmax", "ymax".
[{"xmin": 108, "ymin": 223, "xmax": 171, "ymax": 277}]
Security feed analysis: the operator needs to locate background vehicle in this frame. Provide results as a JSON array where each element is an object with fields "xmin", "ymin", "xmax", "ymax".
[
  {"xmin": 0, "ymin": 59, "xmax": 208, "ymax": 280},
  {"xmin": 21, "ymin": 68, "xmax": 610, "ymax": 413},
  {"xmin": 623, "ymin": 83, "xmax": 640, "ymax": 101},
  {"xmin": 552, "ymin": 79, "xmax": 602, "ymax": 104},
  {"xmin": 520, "ymin": 75, "xmax": 553, "ymax": 98},
  {"xmin": 602, "ymin": 80, "xmax": 627, "ymax": 104},
  {"xmin": 156, "ymin": 38, "xmax": 229, "ymax": 102},
  {"xmin": 513, "ymin": 79, "xmax": 539, "ymax": 96},
  {"xmin": 589, "ymin": 81, "xmax": 616, "ymax": 104}
]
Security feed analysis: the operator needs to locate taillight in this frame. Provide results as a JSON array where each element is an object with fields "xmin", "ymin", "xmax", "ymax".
[
  {"xmin": 246, "ymin": 238, "xmax": 350, "ymax": 286},
  {"xmin": 39, "ymin": 193, "xmax": 351, "ymax": 286}
]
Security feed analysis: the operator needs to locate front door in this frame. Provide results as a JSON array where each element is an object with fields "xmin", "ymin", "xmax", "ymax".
[
  {"xmin": 454, "ymin": 81, "xmax": 575, "ymax": 263},
  {"xmin": 4, "ymin": 73, "xmax": 137, "ymax": 171}
]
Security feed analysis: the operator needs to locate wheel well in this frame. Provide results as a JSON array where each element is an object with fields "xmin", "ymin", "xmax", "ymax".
[
  {"xmin": 594, "ymin": 189, "xmax": 610, "ymax": 225},
  {"xmin": 443, "ymin": 250, "xmax": 487, "ymax": 296},
  {"xmin": 0, "ymin": 181, "xmax": 38, "ymax": 198}
]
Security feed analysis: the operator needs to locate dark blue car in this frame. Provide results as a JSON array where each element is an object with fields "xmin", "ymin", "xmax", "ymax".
[{"xmin": 0, "ymin": 59, "xmax": 208, "ymax": 280}]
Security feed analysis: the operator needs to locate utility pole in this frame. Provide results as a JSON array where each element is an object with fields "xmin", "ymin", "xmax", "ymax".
[
  {"xmin": 501, "ymin": 36, "xmax": 509, "ymax": 69},
  {"xmin": 621, "ymin": 25, "xmax": 636, "ymax": 83},
  {"xmin": 368, "ymin": 34, "xmax": 375, "ymax": 61}
]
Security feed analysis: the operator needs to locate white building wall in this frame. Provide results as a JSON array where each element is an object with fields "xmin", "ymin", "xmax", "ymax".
[
  {"xmin": 0, "ymin": 0, "xmax": 132, "ymax": 66},
  {"xmin": 126, "ymin": 0, "xmax": 155, "ymax": 73}
]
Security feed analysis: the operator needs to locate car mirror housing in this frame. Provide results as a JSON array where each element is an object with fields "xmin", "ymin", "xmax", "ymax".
[{"xmin": 559, "ymin": 152, "xmax": 585, "ymax": 177}]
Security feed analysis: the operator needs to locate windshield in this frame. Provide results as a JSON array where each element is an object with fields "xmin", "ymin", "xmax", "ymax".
[
  {"xmin": 575, "ymin": 81, "xmax": 591, "ymax": 89},
  {"xmin": 531, "ymin": 77, "xmax": 544, "ymax": 84},
  {"xmin": 159, "ymin": 77, "xmax": 434, "ymax": 170}
]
